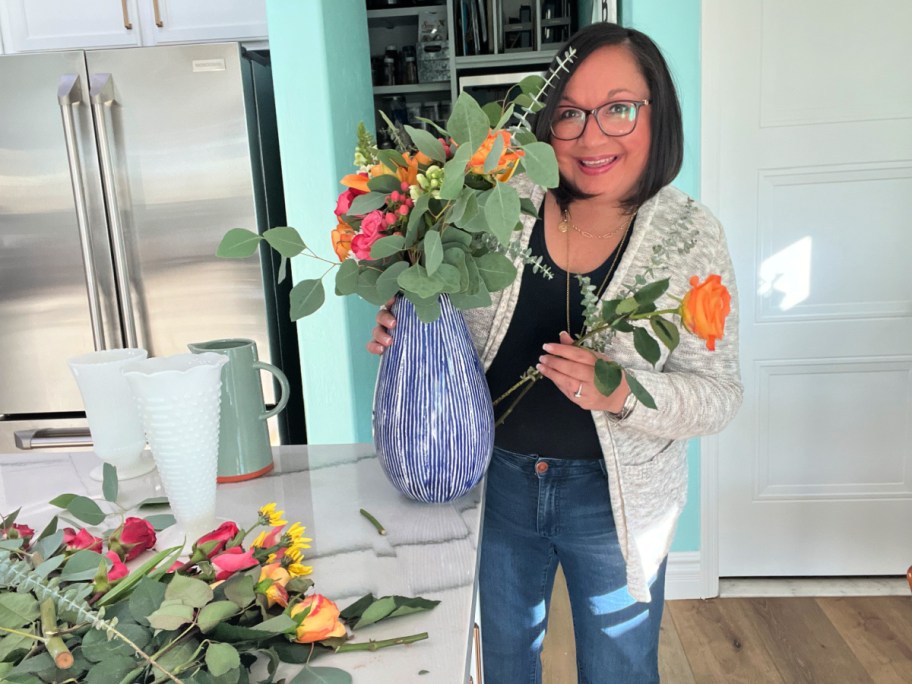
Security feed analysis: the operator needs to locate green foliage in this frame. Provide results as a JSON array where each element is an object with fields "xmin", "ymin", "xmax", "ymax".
[
  {"xmin": 218, "ymin": 83, "xmax": 561, "ymax": 323},
  {"xmin": 0, "ymin": 487, "xmax": 444, "ymax": 684}
]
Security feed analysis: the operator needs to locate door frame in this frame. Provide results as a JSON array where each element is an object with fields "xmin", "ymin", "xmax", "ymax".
[{"xmin": 699, "ymin": 0, "xmax": 726, "ymax": 596}]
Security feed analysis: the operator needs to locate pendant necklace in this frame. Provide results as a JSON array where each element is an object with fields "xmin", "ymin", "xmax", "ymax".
[{"xmin": 563, "ymin": 209, "xmax": 636, "ymax": 335}]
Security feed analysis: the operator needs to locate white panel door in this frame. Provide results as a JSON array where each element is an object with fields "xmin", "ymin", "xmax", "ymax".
[{"xmin": 704, "ymin": 0, "xmax": 912, "ymax": 575}]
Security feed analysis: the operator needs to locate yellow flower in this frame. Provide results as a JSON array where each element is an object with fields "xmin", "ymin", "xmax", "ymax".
[
  {"xmin": 258, "ymin": 503, "xmax": 287, "ymax": 527},
  {"xmin": 287, "ymin": 562, "xmax": 313, "ymax": 577},
  {"xmin": 285, "ymin": 545, "xmax": 304, "ymax": 563}
]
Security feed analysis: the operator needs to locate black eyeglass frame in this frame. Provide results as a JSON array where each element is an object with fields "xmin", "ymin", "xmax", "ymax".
[{"xmin": 549, "ymin": 99, "xmax": 652, "ymax": 141}]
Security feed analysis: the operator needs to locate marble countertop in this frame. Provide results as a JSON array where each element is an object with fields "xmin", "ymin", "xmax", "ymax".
[{"xmin": 0, "ymin": 444, "xmax": 484, "ymax": 683}]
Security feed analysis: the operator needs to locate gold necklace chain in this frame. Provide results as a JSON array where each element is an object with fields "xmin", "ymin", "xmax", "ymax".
[
  {"xmin": 558, "ymin": 208, "xmax": 628, "ymax": 239},
  {"xmin": 564, "ymin": 211, "xmax": 636, "ymax": 334}
]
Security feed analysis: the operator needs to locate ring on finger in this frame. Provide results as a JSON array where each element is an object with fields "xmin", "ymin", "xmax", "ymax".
[{"xmin": 574, "ymin": 383, "xmax": 583, "ymax": 399}]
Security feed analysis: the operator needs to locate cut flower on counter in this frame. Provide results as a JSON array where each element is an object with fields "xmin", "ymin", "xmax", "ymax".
[{"xmin": 0, "ymin": 494, "xmax": 440, "ymax": 683}]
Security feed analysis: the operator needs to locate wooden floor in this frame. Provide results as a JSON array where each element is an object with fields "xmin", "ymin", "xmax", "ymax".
[{"xmin": 542, "ymin": 569, "xmax": 912, "ymax": 683}]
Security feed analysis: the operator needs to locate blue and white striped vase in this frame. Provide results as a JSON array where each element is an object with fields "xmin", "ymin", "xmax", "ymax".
[{"xmin": 372, "ymin": 294, "xmax": 495, "ymax": 503}]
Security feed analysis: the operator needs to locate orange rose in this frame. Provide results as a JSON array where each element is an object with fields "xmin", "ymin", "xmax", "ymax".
[
  {"xmin": 467, "ymin": 130, "xmax": 524, "ymax": 182},
  {"xmin": 331, "ymin": 220, "xmax": 356, "ymax": 261},
  {"xmin": 257, "ymin": 562, "xmax": 291, "ymax": 608},
  {"xmin": 290, "ymin": 594, "xmax": 347, "ymax": 643},
  {"xmin": 681, "ymin": 274, "xmax": 731, "ymax": 351}
]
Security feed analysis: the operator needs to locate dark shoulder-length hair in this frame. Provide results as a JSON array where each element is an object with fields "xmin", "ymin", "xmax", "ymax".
[{"xmin": 532, "ymin": 22, "xmax": 684, "ymax": 212}]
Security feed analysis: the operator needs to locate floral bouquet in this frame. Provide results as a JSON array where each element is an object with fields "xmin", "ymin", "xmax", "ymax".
[
  {"xmin": 0, "ymin": 486, "xmax": 438, "ymax": 683},
  {"xmin": 217, "ymin": 73, "xmax": 564, "ymax": 323},
  {"xmin": 496, "ymin": 270, "xmax": 733, "ymax": 424}
]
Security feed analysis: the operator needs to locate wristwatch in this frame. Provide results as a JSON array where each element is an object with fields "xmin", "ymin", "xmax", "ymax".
[{"xmin": 609, "ymin": 391, "xmax": 638, "ymax": 421}]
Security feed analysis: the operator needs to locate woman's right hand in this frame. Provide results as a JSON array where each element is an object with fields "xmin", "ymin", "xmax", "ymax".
[{"xmin": 367, "ymin": 297, "xmax": 397, "ymax": 355}]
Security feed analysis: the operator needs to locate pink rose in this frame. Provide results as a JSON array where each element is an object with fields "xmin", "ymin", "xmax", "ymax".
[
  {"xmin": 106, "ymin": 551, "xmax": 129, "ymax": 581},
  {"xmin": 193, "ymin": 521, "xmax": 240, "ymax": 559},
  {"xmin": 5, "ymin": 523, "xmax": 35, "ymax": 549},
  {"xmin": 63, "ymin": 527, "xmax": 103, "ymax": 553},
  {"xmin": 350, "ymin": 210, "xmax": 385, "ymax": 260},
  {"xmin": 335, "ymin": 187, "xmax": 366, "ymax": 218},
  {"xmin": 108, "ymin": 517, "xmax": 156, "ymax": 561},
  {"xmin": 211, "ymin": 546, "xmax": 259, "ymax": 581}
]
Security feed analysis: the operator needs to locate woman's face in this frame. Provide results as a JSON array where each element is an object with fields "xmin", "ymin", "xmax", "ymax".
[{"xmin": 550, "ymin": 44, "xmax": 652, "ymax": 207}]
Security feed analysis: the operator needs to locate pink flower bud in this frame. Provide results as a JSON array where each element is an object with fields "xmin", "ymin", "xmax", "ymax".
[
  {"xmin": 390, "ymin": 190, "xmax": 401, "ymax": 202},
  {"xmin": 398, "ymin": 204, "xmax": 409, "ymax": 216},
  {"xmin": 400, "ymin": 181, "xmax": 410, "ymax": 192},
  {"xmin": 385, "ymin": 212, "xmax": 397, "ymax": 225},
  {"xmin": 107, "ymin": 517, "xmax": 156, "ymax": 561}
]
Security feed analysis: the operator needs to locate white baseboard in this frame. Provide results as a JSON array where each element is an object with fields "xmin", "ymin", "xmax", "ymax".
[{"xmin": 665, "ymin": 551, "xmax": 716, "ymax": 600}]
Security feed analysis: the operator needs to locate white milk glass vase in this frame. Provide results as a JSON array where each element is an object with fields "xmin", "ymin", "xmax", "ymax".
[
  {"xmin": 123, "ymin": 352, "xmax": 228, "ymax": 548},
  {"xmin": 67, "ymin": 348, "xmax": 154, "ymax": 481}
]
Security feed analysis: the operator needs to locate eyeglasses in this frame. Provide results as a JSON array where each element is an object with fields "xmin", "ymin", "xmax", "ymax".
[{"xmin": 550, "ymin": 99, "xmax": 651, "ymax": 140}]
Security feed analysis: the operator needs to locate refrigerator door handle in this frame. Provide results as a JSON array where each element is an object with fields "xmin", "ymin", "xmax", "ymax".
[
  {"xmin": 58, "ymin": 74, "xmax": 106, "ymax": 352},
  {"xmin": 14, "ymin": 428, "xmax": 93, "ymax": 450},
  {"xmin": 90, "ymin": 73, "xmax": 139, "ymax": 349}
]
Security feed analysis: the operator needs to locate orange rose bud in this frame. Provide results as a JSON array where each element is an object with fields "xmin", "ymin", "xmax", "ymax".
[
  {"xmin": 258, "ymin": 562, "xmax": 291, "ymax": 608},
  {"xmin": 290, "ymin": 594, "xmax": 347, "ymax": 643},
  {"xmin": 331, "ymin": 221, "xmax": 356, "ymax": 261},
  {"xmin": 681, "ymin": 274, "xmax": 731, "ymax": 351}
]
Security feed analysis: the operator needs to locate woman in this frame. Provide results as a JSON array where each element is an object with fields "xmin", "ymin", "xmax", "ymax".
[{"xmin": 369, "ymin": 23, "xmax": 742, "ymax": 683}]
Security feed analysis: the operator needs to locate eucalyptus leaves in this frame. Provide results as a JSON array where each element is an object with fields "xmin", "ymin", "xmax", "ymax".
[{"xmin": 218, "ymin": 80, "xmax": 561, "ymax": 324}]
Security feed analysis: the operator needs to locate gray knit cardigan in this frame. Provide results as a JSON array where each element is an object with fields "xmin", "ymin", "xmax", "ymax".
[{"xmin": 463, "ymin": 175, "xmax": 743, "ymax": 602}]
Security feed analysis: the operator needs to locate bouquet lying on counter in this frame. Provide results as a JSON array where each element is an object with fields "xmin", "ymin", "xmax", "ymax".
[{"xmin": 0, "ymin": 472, "xmax": 437, "ymax": 684}]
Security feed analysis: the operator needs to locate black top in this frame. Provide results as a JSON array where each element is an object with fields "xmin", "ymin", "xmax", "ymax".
[{"xmin": 486, "ymin": 214, "xmax": 634, "ymax": 459}]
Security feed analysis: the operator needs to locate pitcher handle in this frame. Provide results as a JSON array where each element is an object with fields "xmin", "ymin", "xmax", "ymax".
[{"xmin": 253, "ymin": 361, "xmax": 290, "ymax": 420}]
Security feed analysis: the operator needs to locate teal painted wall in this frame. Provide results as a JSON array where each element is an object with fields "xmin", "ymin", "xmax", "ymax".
[
  {"xmin": 267, "ymin": 0, "xmax": 702, "ymax": 550},
  {"xmin": 622, "ymin": 0, "xmax": 702, "ymax": 553},
  {"xmin": 266, "ymin": 0, "xmax": 378, "ymax": 444}
]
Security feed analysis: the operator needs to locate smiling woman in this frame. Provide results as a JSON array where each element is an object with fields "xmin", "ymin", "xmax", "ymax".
[{"xmin": 369, "ymin": 21, "xmax": 742, "ymax": 684}]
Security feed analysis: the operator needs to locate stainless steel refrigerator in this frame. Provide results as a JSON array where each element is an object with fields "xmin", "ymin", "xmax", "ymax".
[{"xmin": 0, "ymin": 43, "xmax": 304, "ymax": 452}]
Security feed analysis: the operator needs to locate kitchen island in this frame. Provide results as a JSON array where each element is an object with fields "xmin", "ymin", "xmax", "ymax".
[{"xmin": 0, "ymin": 444, "xmax": 483, "ymax": 683}]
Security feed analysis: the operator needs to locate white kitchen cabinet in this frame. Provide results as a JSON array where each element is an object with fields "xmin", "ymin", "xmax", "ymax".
[
  {"xmin": 136, "ymin": 0, "xmax": 267, "ymax": 46},
  {"xmin": 0, "ymin": 0, "xmax": 144, "ymax": 53},
  {"xmin": 0, "ymin": 0, "xmax": 266, "ymax": 54}
]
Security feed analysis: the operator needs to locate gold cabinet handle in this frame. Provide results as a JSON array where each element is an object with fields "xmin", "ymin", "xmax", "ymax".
[
  {"xmin": 473, "ymin": 623, "xmax": 482, "ymax": 684},
  {"xmin": 152, "ymin": 0, "xmax": 163, "ymax": 27},
  {"xmin": 121, "ymin": 0, "xmax": 132, "ymax": 29}
]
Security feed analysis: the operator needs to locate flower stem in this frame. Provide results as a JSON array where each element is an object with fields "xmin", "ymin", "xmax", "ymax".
[
  {"xmin": 41, "ymin": 599, "xmax": 73, "ymax": 669},
  {"xmin": 493, "ymin": 373, "xmax": 540, "ymax": 428},
  {"xmin": 359, "ymin": 509, "xmax": 386, "ymax": 536},
  {"xmin": 0, "ymin": 625, "xmax": 44, "ymax": 641},
  {"xmin": 335, "ymin": 632, "xmax": 428, "ymax": 652}
]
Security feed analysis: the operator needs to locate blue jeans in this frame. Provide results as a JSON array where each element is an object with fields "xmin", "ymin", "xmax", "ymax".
[{"xmin": 479, "ymin": 447, "xmax": 666, "ymax": 684}]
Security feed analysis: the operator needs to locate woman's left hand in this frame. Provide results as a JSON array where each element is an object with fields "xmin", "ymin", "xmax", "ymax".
[{"xmin": 537, "ymin": 331, "xmax": 630, "ymax": 412}]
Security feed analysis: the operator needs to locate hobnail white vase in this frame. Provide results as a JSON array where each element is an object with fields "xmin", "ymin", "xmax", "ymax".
[
  {"xmin": 123, "ymin": 352, "xmax": 228, "ymax": 547},
  {"xmin": 67, "ymin": 348, "xmax": 155, "ymax": 481}
]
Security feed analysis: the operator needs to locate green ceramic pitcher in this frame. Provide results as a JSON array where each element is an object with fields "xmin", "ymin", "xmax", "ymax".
[{"xmin": 187, "ymin": 338, "xmax": 289, "ymax": 482}]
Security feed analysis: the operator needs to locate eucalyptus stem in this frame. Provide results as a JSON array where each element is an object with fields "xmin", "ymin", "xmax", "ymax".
[
  {"xmin": 335, "ymin": 632, "xmax": 428, "ymax": 652},
  {"xmin": 493, "ymin": 374, "xmax": 539, "ymax": 428},
  {"xmin": 302, "ymin": 248, "xmax": 339, "ymax": 266}
]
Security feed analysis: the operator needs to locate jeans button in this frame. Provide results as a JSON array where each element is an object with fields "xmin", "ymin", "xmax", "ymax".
[{"xmin": 535, "ymin": 461, "xmax": 548, "ymax": 474}]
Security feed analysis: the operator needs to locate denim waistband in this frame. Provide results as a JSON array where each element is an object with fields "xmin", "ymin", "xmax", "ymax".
[{"xmin": 493, "ymin": 445, "xmax": 606, "ymax": 476}]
